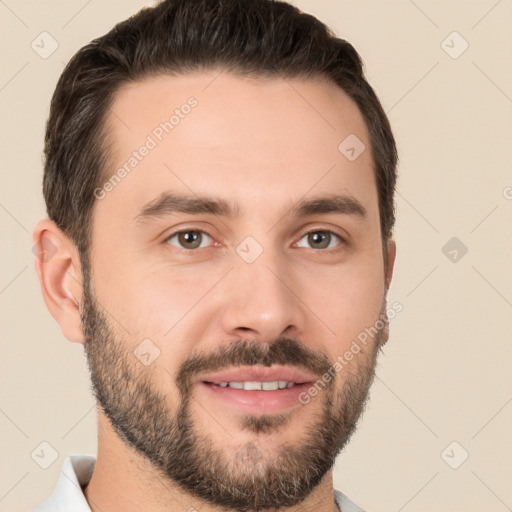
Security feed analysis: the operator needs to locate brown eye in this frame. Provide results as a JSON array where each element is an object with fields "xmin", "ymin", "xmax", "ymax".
[
  {"xmin": 296, "ymin": 230, "xmax": 342, "ymax": 250},
  {"xmin": 166, "ymin": 230, "xmax": 212, "ymax": 250}
]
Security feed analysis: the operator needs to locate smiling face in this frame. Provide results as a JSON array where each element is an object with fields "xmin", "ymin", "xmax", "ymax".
[{"xmin": 80, "ymin": 70, "xmax": 395, "ymax": 510}]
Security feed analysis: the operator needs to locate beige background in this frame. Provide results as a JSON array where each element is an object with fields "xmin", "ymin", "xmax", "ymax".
[{"xmin": 1, "ymin": 1, "xmax": 511, "ymax": 511}]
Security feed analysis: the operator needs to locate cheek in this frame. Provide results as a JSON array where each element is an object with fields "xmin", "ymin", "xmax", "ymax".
[
  {"xmin": 301, "ymin": 257, "xmax": 385, "ymax": 351},
  {"xmin": 118, "ymin": 274, "xmax": 202, "ymax": 337},
  {"xmin": 90, "ymin": 232, "xmax": 196, "ymax": 331},
  {"xmin": 94, "ymin": 263, "xmax": 219, "ymax": 366}
]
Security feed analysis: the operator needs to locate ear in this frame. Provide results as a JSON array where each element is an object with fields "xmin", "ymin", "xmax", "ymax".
[
  {"xmin": 385, "ymin": 239, "xmax": 396, "ymax": 290},
  {"xmin": 33, "ymin": 219, "xmax": 85, "ymax": 344}
]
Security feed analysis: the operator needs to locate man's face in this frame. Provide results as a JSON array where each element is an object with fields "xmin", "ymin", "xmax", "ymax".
[{"xmin": 81, "ymin": 71, "xmax": 393, "ymax": 510}]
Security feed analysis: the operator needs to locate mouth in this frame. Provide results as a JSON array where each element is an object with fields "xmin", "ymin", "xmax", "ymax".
[
  {"xmin": 197, "ymin": 366, "xmax": 316, "ymax": 415},
  {"xmin": 206, "ymin": 380, "xmax": 300, "ymax": 390}
]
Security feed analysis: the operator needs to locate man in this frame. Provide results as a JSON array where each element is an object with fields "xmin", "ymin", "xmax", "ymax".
[{"xmin": 32, "ymin": 0, "xmax": 398, "ymax": 510}]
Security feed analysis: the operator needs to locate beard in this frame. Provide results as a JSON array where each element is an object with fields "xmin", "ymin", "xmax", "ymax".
[{"xmin": 80, "ymin": 263, "xmax": 389, "ymax": 511}]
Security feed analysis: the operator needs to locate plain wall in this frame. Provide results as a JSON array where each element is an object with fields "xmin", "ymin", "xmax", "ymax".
[{"xmin": 1, "ymin": 1, "xmax": 511, "ymax": 511}]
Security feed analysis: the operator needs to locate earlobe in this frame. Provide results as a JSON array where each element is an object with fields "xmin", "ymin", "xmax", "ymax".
[{"xmin": 33, "ymin": 219, "xmax": 85, "ymax": 344}]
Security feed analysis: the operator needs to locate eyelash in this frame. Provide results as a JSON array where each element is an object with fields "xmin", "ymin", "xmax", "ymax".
[{"xmin": 164, "ymin": 227, "xmax": 347, "ymax": 253}]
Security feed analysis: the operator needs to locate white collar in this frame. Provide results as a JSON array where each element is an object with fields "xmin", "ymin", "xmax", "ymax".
[{"xmin": 31, "ymin": 454, "xmax": 95, "ymax": 512}]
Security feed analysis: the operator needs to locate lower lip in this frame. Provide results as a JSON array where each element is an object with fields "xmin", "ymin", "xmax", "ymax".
[{"xmin": 199, "ymin": 382, "xmax": 311, "ymax": 415}]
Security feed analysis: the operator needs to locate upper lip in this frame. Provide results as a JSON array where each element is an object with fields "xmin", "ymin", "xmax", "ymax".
[{"xmin": 198, "ymin": 366, "xmax": 318, "ymax": 385}]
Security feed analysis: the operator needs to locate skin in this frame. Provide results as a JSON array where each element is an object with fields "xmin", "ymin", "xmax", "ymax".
[{"xmin": 33, "ymin": 71, "xmax": 396, "ymax": 512}]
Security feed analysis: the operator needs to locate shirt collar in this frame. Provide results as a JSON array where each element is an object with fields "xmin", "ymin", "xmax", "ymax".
[{"xmin": 32, "ymin": 454, "xmax": 95, "ymax": 512}]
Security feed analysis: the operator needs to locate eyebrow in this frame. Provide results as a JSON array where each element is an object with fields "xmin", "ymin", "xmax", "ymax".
[{"xmin": 134, "ymin": 192, "xmax": 367, "ymax": 223}]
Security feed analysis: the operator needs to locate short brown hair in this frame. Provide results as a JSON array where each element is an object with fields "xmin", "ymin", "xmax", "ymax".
[{"xmin": 43, "ymin": 0, "xmax": 397, "ymax": 263}]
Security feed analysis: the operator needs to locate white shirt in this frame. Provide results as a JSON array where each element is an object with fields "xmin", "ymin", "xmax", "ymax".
[{"xmin": 31, "ymin": 454, "xmax": 366, "ymax": 512}]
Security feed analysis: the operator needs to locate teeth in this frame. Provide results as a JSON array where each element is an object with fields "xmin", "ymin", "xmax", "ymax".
[
  {"xmin": 215, "ymin": 381, "xmax": 296, "ymax": 390},
  {"xmin": 243, "ymin": 381, "xmax": 262, "ymax": 391}
]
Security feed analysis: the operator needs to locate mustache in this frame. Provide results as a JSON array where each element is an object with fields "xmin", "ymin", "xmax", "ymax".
[{"xmin": 175, "ymin": 338, "xmax": 333, "ymax": 392}]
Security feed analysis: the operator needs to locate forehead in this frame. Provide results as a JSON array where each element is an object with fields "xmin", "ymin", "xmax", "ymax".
[{"xmin": 98, "ymin": 71, "xmax": 378, "ymax": 225}]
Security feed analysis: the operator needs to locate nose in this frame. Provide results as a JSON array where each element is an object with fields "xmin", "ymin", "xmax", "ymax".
[{"xmin": 219, "ymin": 253, "xmax": 307, "ymax": 343}]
